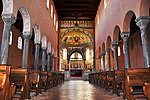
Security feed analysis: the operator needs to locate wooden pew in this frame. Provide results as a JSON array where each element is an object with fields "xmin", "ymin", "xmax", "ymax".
[
  {"xmin": 144, "ymin": 83, "xmax": 150, "ymax": 100},
  {"xmin": 0, "ymin": 65, "xmax": 15, "ymax": 100},
  {"xmin": 105, "ymin": 71, "xmax": 115, "ymax": 91},
  {"xmin": 124, "ymin": 68, "xmax": 150, "ymax": 100},
  {"xmin": 47, "ymin": 72, "xmax": 53, "ymax": 89},
  {"xmin": 101, "ymin": 71, "xmax": 107, "ymax": 88},
  {"xmin": 10, "ymin": 68, "xmax": 30, "ymax": 99},
  {"xmin": 113, "ymin": 70, "xmax": 125, "ymax": 96},
  {"xmin": 29, "ymin": 70, "xmax": 42, "ymax": 95},
  {"xmin": 40, "ymin": 71, "xmax": 48, "ymax": 91}
]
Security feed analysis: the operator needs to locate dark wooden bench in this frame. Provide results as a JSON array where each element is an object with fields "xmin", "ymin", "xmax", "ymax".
[
  {"xmin": 124, "ymin": 68, "xmax": 150, "ymax": 100},
  {"xmin": 105, "ymin": 71, "xmax": 115, "ymax": 91},
  {"xmin": 29, "ymin": 70, "xmax": 42, "ymax": 95},
  {"xmin": 113, "ymin": 70, "xmax": 125, "ymax": 96},
  {"xmin": 144, "ymin": 83, "xmax": 150, "ymax": 100},
  {"xmin": 40, "ymin": 71, "xmax": 48, "ymax": 91},
  {"xmin": 10, "ymin": 68, "xmax": 30, "ymax": 99},
  {"xmin": 101, "ymin": 71, "xmax": 107, "ymax": 88},
  {"xmin": 0, "ymin": 65, "xmax": 15, "ymax": 100}
]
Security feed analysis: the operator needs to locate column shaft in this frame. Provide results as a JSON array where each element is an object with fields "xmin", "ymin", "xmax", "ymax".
[
  {"xmin": 42, "ymin": 48, "xmax": 46, "ymax": 71},
  {"xmin": 22, "ymin": 34, "xmax": 32, "ymax": 68},
  {"xmin": 0, "ymin": 15, "xmax": 15, "ymax": 64},
  {"xmin": 112, "ymin": 41, "xmax": 119, "ymax": 70},
  {"xmin": 121, "ymin": 32, "xmax": 130, "ymax": 68},
  {"xmin": 47, "ymin": 53, "xmax": 51, "ymax": 71},
  {"xmin": 136, "ymin": 16, "xmax": 150, "ymax": 67},
  {"xmin": 34, "ymin": 43, "xmax": 40, "ymax": 70},
  {"xmin": 106, "ymin": 48, "xmax": 111, "ymax": 71}
]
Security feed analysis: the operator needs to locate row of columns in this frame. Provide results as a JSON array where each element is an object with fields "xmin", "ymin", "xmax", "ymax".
[
  {"xmin": 0, "ymin": 14, "xmax": 54, "ymax": 71},
  {"xmin": 100, "ymin": 16, "xmax": 150, "ymax": 71}
]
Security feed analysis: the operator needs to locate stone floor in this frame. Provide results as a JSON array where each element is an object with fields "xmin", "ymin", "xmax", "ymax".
[{"xmin": 31, "ymin": 80, "xmax": 123, "ymax": 100}]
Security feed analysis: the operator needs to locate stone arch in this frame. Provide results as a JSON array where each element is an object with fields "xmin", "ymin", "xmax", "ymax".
[
  {"xmin": 123, "ymin": 11, "xmax": 136, "ymax": 32},
  {"xmin": 33, "ymin": 25, "xmax": 41, "ymax": 44},
  {"xmin": 102, "ymin": 42, "xmax": 105, "ymax": 53},
  {"xmin": 113, "ymin": 26, "xmax": 121, "ymax": 41},
  {"xmin": 2, "ymin": 0, "xmax": 13, "ymax": 15},
  {"xmin": 41, "ymin": 34, "xmax": 47, "ymax": 49},
  {"xmin": 47, "ymin": 41, "xmax": 51, "ymax": 53},
  {"xmin": 106, "ymin": 36, "xmax": 112, "ymax": 48},
  {"xmin": 140, "ymin": 0, "xmax": 150, "ymax": 16},
  {"xmin": 68, "ymin": 48, "xmax": 85, "ymax": 61},
  {"xmin": 17, "ymin": 7, "xmax": 31, "ymax": 34}
]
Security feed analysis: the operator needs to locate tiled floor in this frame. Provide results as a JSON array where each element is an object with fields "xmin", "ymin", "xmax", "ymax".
[{"xmin": 31, "ymin": 80, "xmax": 123, "ymax": 100}]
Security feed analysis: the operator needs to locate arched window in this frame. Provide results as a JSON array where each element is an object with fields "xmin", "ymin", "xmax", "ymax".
[
  {"xmin": 51, "ymin": 5, "xmax": 53, "ymax": 18},
  {"xmin": 54, "ymin": 14, "xmax": 56, "ymax": 25},
  {"xmin": 56, "ymin": 20, "xmax": 58, "ymax": 31},
  {"xmin": 17, "ymin": 37, "xmax": 22, "ymax": 49},
  {"xmin": 97, "ymin": 15, "xmax": 99, "ymax": 25},
  {"xmin": 86, "ymin": 48, "xmax": 90, "ymax": 60},
  {"xmin": 9, "ymin": 31, "xmax": 13, "ymax": 45},
  {"xmin": 46, "ymin": 0, "xmax": 50, "ymax": 9},
  {"xmin": 118, "ymin": 46, "xmax": 121, "ymax": 56},
  {"xmin": 63, "ymin": 48, "xmax": 67, "ymax": 60},
  {"xmin": 104, "ymin": 0, "xmax": 107, "ymax": 9},
  {"xmin": 70, "ymin": 52, "xmax": 82, "ymax": 60}
]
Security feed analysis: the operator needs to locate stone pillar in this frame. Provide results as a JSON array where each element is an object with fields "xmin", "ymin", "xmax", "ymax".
[
  {"xmin": 51, "ymin": 54, "xmax": 54, "ymax": 71},
  {"xmin": 112, "ymin": 40, "xmax": 119, "ymax": 70},
  {"xmin": 120, "ymin": 32, "xmax": 130, "ymax": 68},
  {"xmin": 99, "ymin": 54, "xmax": 102, "ymax": 71},
  {"xmin": 47, "ymin": 53, "xmax": 51, "ymax": 71},
  {"xmin": 106, "ymin": 48, "xmax": 111, "ymax": 71},
  {"xmin": 101, "ymin": 52, "xmax": 106, "ymax": 71},
  {"xmin": 22, "ymin": 33, "xmax": 32, "ymax": 68},
  {"xmin": 42, "ymin": 48, "xmax": 46, "ymax": 71},
  {"xmin": 136, "ymin": 16, "xmax": 150, "ymax": 68},
  {"xmin": 0, "ymin": 15, "xmax": 16, "ymax": 64},
  {"xmin": 34, "ymin": 43, "xmax": 40, "ymax": 70}
]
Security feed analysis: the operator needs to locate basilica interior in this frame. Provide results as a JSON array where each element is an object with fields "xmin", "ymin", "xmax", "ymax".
[{"xmin": 0, "ymin": 0, "xmax": 150, "ymax": 100}]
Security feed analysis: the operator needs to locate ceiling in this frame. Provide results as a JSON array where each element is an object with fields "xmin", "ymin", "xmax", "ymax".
[{"xmin": 53, "ymin": 0, "xmax": 101, "ymax": 20}]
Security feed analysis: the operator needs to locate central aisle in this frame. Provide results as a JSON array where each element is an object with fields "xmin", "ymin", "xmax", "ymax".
[{"xmin": 31, "ymin": 80, "xmax": 123, "ymax": 100}]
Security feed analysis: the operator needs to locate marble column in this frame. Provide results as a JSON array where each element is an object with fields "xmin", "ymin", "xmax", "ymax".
[
  {"xmin": 136, "ymin": 16, "xmax": 150, "ymax": 68},
  {"xmin": 99, "ymin": 54, "xmax": 102, "ymax": 71},
  {"xmin": 120, "ymin": 32, "xmax": 130, "ymax": 68},
  {"xmin": 0, "ymin": 15, "xmax": 16, "ymax": 64},
  {"xmin": 112, "ymin": 40, "xmax": 119, "ymax": 70},
  {"xmin": 47, "ymin": 53, "xmax": 51, "ymax": 71},
  {"xmin": 22, "ymin": 33, "xmax": 32, "ymax": 68},
  {"xmin": 51, "ymin": 54, "xmax": 54, "ymax": 71},
  {"xmin": 34, "ymin": 43, "xmax": 40, "ymax": 70},
  {"xmin": 42, "ymin": 48, "xmax": 46, "ymax": 71},
  {"xmin": 101, "ymin": 52, "xmax": 106, "ymax": 71},
  {"xmin": 106, "ymin": 48, "xmax": 111, "ymax": 71}
]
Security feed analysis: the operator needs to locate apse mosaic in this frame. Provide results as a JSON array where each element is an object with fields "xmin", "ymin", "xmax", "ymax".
[{"xmin": 62, "ymin": 31, "xmax": 91, "ymax": 45}]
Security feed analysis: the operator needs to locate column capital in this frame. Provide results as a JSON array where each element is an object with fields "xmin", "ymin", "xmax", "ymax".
[
  {"xmin": 23, "ymin": 32, "xmax": 32, "ymax": 40},
  {"xmin": 34, "ymin": 42, "xmax": 40, "ymax": 46},
  {"xmin": 120, "ymin": 32, "xmax": 130, "ymax": 42},
  {"xmin": 112, "ymin": 40, "xmax": 118, "ymax": 49},
  {"xmin": 101, "ymin": 52, "xmax": 105, "ymax": 56},
  {"xmin": 42, "ymin": 47, "xmax": 47, "ymax": 51},
  {"xmin": 2, "ymin": 14, "xmax": 16, "ymax": 24},
  {"xmin": 106, "ymin": 48, "xmax": 111, "ymax": 54},
  {"xmin": 136, "ymin": 16, "xmax": 150, "ymax": 30}
]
